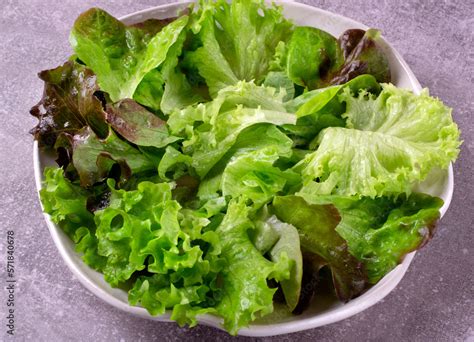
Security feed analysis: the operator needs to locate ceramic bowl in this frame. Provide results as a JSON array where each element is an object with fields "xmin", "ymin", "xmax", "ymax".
[{"xmin": 33, "ymin": 1, "xmax": 454, "ymax": 336}]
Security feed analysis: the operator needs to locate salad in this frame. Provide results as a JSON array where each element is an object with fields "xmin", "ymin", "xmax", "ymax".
[{"xmin": 30, "ymin": 0, "xmax": 461, "ymax": 335}]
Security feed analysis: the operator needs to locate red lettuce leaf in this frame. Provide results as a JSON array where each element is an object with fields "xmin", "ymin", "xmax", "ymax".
[{"xmin": 30, "ymin": 61, "xmax": 108, "ymax": 147}]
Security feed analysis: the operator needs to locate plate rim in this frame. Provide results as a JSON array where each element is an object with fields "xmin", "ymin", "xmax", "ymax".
[{"xmin": 32, "ymin": 0, "xmax": 454, "ymax": 336}]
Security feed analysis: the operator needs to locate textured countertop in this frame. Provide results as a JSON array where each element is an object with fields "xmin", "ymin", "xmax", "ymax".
[{"xmin": 1, "ymin": 0, "xmax": 473, "ymax": 341}]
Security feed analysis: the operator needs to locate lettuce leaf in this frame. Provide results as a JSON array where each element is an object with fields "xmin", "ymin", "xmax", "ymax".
[
  {"xmin": 252, "ymin": 210, "xmax": 303, "ymax": 311},
  {"xmin": 30, "ymin": 61, "xmax": 108, "ymax": 147},
  {"xmin": 222, "ymin": 146, "xmax": 300, "ymax": 209},
  {"xmin": 272, "ymin": 195, "xmax": 368, "ymax": 301},
  {"xmin": 40, "ymin": 167, "xmax": 106, "ymax": 270},
  {"xmin": 297, "ymin": 192, "xmax": 443, "ymax": 283},
  {"xmin": 71, "ymin": 127, "xmax": 156, "ymax": 187},
  {"xmin": 185, "ymin": 0, "xmax": 293, "ymax": 96},
  {"xmin": 284, "ymin": 26, "xmax": 344, "ymax": 89},
  {"xmin": 70, "ymin": 8, "xmax": 188, "ymax": 101},
  {"xmin": 298, "ymin": 84, "xmax": 461, "ymax": 197},
  {"xmin": 215, "ymin": 198, "xmax": 291, "ymax": 334},
  {"xmin": 105, "ymin": 99, "xmax": 179, "ymax": 147},
  {"xmin": 197, "ymin": 124, "xmax": 294, "ymax": 200},
  {"xmin": 281, "ymin": 74, "xmax": 380, "ymax": 144},
  {"xmin": 95, "ymin": 180, "xmax": 223, "ymax": 287},
  {"xmin": 168, "ymin": 81, "xmax": 296, "ymax": 178},
  {"xmin": 329, "ymin": 29, "xmax": 391, "ymax": 85},
  {"xmin": 135, "ymin": 22, "xmax": 207, "ymax": 114}
]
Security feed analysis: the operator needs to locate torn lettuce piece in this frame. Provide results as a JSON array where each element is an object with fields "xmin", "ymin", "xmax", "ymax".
[
  {"xmin": 159, "ymin": 25, "xmax": 206, "ymax": 114},
  {"xmin": 292, "ymin": 74, "xmax": 380, "ymax": 118},
  {"xmin": 298, "ymin": 84, "xmax": 461, "ymax": 197},
  {"xmin": 167, "ymin": 81, "xmax": 296, "ymax": 178},
  {"xmin": 298, "ymin": 193, "xmax": 443, "ymax": 283},
  {"xmin": 30, "ymin": 61, "xmax": 108, "ymax": 147},
  {"xmin": 272, "ymin": 195, "xmax": 368, "ymax": 301},
  {"xmin": 70, "ymin": 9, "xmax": 188, "ymax": 101},
  {"xmin": 158, "ymin": 146, "xmax": 193, "ymax": 181},
  {"xmin": 215, "ymin": 198, "xmax": 291, "ymax": 334},
  {"xmin": 134, "ymin": 21, "xmax": 207, "ymax": 114},
  {"xmin": 185, "ymin": 0, "xmax": 293, "ymax": 96}
]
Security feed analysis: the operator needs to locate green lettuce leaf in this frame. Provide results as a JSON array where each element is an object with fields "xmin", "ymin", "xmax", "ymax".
[
  {"xmin": 298, "ymin": 193, "xmax": 443, "ymax": 283},
  {"xmin": 159, "ymin": 26, "xmax": 206, "ymax": 114},
  {"xmin": 70, "ymin": 8, "xmax": 188, "ymax": 101},
  {"xmin": 284, "ymin": 26, "xmax": 344, "ymax": 89},
  {"xmin": 134, "ymin": 21, "xmax": 206, "ymax": 114},
  {"xmin": 197, "ymin": 124, "xmax": 294, "ymax": 200},
  {"xmin": 215, "ymin": 198, "xmax": 291, "ymax": 334},
  {"xmin": 30, "ymin": 61, "xmax": 107, "ymax": 147},
  {"xmin": 95, "ymin": 180, "xmax": 222, "ymax": 287},
  {"xmin": 282, "ymin": 74, "xmax": 380, "ymax": 144},
  {"xmin": 133, "ymin": 69, "xmax": 165, "ymax": 111},
  {"xmin": 168, "ymin": 81, "xmax": 296, "ymax": 178},
  {"xmin": 298, "ymin": 84, "xmax": 461, "ymax": 197},
  {"xmin": 292, "ymin": 74, "xmax": 380, "ymax": 118},
  {"xmin": 263, "ymin": 71, "xmax": 295, "ymax": 102},
  {"xmin": 272, "ymin": 195, "xmax": 368, "ymax": 301},
  {"xmin": 125, "ymin": 193, "xmax": 225, "ymax": 325},
  {"xmin": 222, "ymin": 146, "xmax": 300, "ymax": 209},
  {"xmin": 40, "ymin": 167, "xmax": 106, "ymax": 270},
  {"xmin": 185, "ymin": 0, "xmax": 293, "ymax": 96},
  {"xmin": 252, "ymin": 209, "xmax": 303, "ymax": 311}
]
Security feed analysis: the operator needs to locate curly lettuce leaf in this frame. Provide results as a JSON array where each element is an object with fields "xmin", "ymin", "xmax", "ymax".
[
  {"xmin": 70, "ymin": 8, "xmax": 188, "ymax": 101},
  {"xmin": 298, "ymin": 84, "xmax": 461, "ymax": 197},
  {"xmin": 292, "ymin": 74, "xmax": 381, "ymax": 118},
  {"xmin": 186, "ymin": 0, "xmax": 293, "ymax": 96},
  {"xmin": 215, "ymin": 198, "xmax": 291, "ymax": 334},
  {"xmin": 298, "ymin": 193, "xmax": 443, "ymax": 283},
  {"xmin": 222, "ymin": 146, "xmax": 300, "ymax": 209},
  {"xmin": 40, "ymin": 167, "xmax": 106, "ymax": 270},
  {"xmin": 159, "ymin": 26, "xmax": 206, "ymax": 114},
  {"xmin": 272, "ymin": 195, "xmax": 368, "ymax": 301},
  {"xmin": 197, "ymin": 124, "xmax": 294, "ymax": 200},
  {"xmin": 135, "ymin": 22, "xmax": 207, "ymax": 114},
  {"xmin": 125, "ymin": 194, "xmax": 225, "ymax": 326},
  {"xmin": 168, "ymin": 81, "xmax": 296, "ymax": 178},
  {"xmin": 94, "ymin": 180, "xmax": 222, "ymax": 288},
  {"xmin": 30, "ymin": 61, "xmax": 107, "ymax": 147},
  {"xmin": 282, "ymin": 74, "xmax": 380, "ymax": 144}
]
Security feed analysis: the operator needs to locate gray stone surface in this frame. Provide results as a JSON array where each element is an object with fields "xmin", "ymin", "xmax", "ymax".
[{"xmin": 0, "ymin": 0, "xmax": 473, "ymax": 341}]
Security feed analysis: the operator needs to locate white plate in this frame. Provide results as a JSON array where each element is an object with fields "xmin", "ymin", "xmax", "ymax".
[{"xmin": 33, "ymin": 1, "xmax": 454, "ymax": 337}]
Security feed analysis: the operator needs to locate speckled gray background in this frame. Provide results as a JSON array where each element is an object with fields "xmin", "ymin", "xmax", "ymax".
[{"xmin": 0, "ymin": 0, "xmax": 473, "ymax": 341}]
